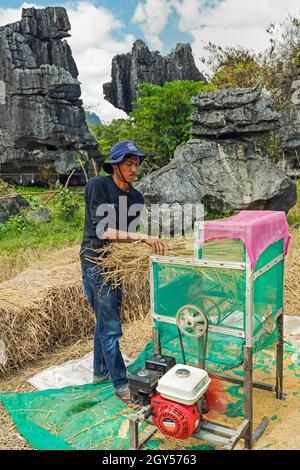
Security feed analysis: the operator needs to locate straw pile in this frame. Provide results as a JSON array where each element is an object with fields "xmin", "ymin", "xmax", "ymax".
[
  {"xmin": 0, "ymin": 263, "xmax": 94, "ymax": 377},
  {"xmin": 284, "ymin": 230, "xmax": 300, "ymax": 316},
  {"xmin": 95, "ymin": 238, "xmax": 195, "ymax": 322},
  {"xmin": 0, "ymin": 245, "xmax": 81, "ymax": 283}
]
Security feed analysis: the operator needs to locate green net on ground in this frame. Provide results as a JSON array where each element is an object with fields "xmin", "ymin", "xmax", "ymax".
[
  {"xmin": 1, "ymin": 340, "xmax": 299, "ymax": 450},
  {"xmin": 0, "ymin": 341, "xmax": 222, "ymax": 450}
]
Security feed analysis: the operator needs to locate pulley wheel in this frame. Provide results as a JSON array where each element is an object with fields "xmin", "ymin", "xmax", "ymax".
[{"xmin": 176, "ymin": 304, "xmax": 208, "ymax": 338}]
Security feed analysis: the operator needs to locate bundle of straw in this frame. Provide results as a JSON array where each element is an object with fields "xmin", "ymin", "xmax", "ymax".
[
  {"xmin": 0, "ymin": 239, "xmax": 195, "ymax": 376},
  {"xmin": 95, "ymin": 238, "xmax": 195, "ymax": 322}
]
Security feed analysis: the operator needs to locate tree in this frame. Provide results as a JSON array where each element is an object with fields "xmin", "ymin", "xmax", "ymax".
[
  {"xmin": 204, "ymin": 43, "xmax": 271, "ymax": 90},
  {"xmin": 92, "ymin": 118, "xmax": 133, "ymax": 158},
  {"xmin": 92, "ymin": 80, "xmax": 215, "ymax": 176},
  {"xmin": 131, "ymin": 81, "xmax": 209, "ymax": 168},
  {"xmin": 265, "ymin": 15, "xmax": 300, "ymax": 105},
  {"xmin": 203, "ymin": 14, "xmax": 300, "ymax": 110}
]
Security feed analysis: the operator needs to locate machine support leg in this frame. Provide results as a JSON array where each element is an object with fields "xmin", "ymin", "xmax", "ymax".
[
  {"xmin": 129, "ymin": 409, "xmax": 157, "ymax": 450},
  {"xmin": 129, "ymin": 416, "xmax": 139, "ymax": 450},
  {"xmin": 244, "ymin": 346, "xmax": 253, "ymax": 450},
  {"xmin": 153, "ymin": 326, "xmax": 161, "ymax": 355},
  {"xmin": 275, "ymin": 313, "xmax": 284, "ymax": 400}
]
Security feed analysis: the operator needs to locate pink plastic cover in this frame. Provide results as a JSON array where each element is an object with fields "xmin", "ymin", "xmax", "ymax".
[{"xmin": 203, "ymin": 211, "xmax": 291, "ymax": 268}]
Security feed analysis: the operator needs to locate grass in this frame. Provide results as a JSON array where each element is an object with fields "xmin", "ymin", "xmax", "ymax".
[
  {"xmin": 0, "ymin": 211, "xmax": 84, "ymax": 252},
  {"xmin": 8, "ymin": 183, "xmax": 84, "ymax": 195},
  {"xmin": 9, "ymin": 184, "xmax": 50, "ymax": 194},
  {"xmin": 0, "ymin": 185, "xmax": 85, "ymax": 280}
]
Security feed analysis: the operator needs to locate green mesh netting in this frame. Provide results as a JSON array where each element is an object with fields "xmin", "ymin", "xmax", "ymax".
[
  {"xmin": 0, "ymin": 342, "xmax": 219, "ymax": 450},
  {"xmin": 1, "ymin": 340, "xmax": 299, "ymax": 450}
]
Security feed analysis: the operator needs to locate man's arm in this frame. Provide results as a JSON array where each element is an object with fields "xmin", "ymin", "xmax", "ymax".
[
  {"xmin": 87, "ymin": 179, "xmax": 167, "ymax": 255},
  {"xmin": 101, "ymin": 227, "xmax": 167, "ymax": 255}
]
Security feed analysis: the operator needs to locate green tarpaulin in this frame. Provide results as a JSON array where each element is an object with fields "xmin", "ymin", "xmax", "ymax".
[{"xmin": 1, "ymin": 340, "xmax": 299, "ymax": 450}]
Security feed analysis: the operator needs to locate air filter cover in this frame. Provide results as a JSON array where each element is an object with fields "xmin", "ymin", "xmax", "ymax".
[{"xmin": 156, "ymin": 364, "xmax": 211, "ymax": 405}]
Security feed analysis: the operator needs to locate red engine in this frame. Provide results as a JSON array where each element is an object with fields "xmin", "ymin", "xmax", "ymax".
[{"xmin": 151, "ymin": 392, "xmax": 201, "ymax": 440}]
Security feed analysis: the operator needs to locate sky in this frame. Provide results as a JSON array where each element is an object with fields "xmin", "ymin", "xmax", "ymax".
[{"xmin": 0, "ymin": 0, "xmax": 299, "ymax": 122}]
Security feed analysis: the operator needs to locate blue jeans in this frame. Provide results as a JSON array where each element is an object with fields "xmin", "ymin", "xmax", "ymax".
[{"xmin": 81, "ymin": 264, "xmax": 128, "ymax": 392}]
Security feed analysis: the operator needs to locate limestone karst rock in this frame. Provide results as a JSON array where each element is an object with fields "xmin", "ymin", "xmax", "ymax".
[
  {"xmin": 280, "ymin": 77, "xmax": 300, "ymax": 177},
  {"xmin": 0, "ymin": 7, "xmax": 103, "ymax": 186},
  {"xmin": 103, "ymin": 40, "xmax": 205, "ymax": 113},
  {"xmin": 0, "ymin": 179, "xmax": 31, "ymax": 223}
]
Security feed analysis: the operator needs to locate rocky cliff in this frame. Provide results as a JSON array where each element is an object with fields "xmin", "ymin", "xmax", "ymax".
[
  {"xmin": 0, "ymin": 7, "xmax": 103, "ymax": 186},
  {"xmin": 138, "ymin": 87, "xmax": 297, "ymax": 214},
  {"xmin": 103, "ymin": 40, "xmax": 205, "ymax": 113},
  {"xmin": 279, "ymin": 62, "xmax": 300, "ymax": 176}
]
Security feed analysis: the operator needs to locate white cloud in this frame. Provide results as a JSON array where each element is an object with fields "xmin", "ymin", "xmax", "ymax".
[
  {"xmin": 67, "ymin": 1, "xmax": 122, "ymax": 54},
  {"xmin": 172, "ymin": 0, "xmax": 300, "ymax": 75},
  {"xmin": 133, "ymin": 0, "xmax": 173, "ymax": 50},
  {"xmin": 66, "ymin": 1, "xmax": 134, "ymax": 121},
  {"xmin": 171, "ymin": 0, "xmax": 203, "ymax": 31},
  {"xmin": 195, "ymin": 0, "xmax": 300, "ymax": 29},
  {"xmin": 0, "ymin": 1, "xmax": 133, "ymax": 122},
  {"xmin": 0, "ymin": 3, "xmax": 43, "ymax": 26},
  {"xmin": 133, "ymin": 3, "xmax": 146, "ymax": 23}
]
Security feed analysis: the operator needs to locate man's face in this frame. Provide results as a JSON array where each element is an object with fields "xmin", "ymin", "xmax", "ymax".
[{"xmin": 113, "ymin": 155, "xmax": 140, "ymax": 183}]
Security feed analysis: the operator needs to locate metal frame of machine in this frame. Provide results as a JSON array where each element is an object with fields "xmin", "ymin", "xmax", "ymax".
[{"xmin": 128, "ymin": 241, "xmax": 285, "ymax": 450}]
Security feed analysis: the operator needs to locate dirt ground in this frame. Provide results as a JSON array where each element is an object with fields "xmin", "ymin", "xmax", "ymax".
[{"xmin": 0, "ymin": 228, "xmax": 299, "ymax": 451}]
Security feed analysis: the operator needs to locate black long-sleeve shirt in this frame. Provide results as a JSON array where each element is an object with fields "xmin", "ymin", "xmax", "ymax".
[{"xmin": 80, "ymin": 175, "xmax": 144, "ymax": 267}]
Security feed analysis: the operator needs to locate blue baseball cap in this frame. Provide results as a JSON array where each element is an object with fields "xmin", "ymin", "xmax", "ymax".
[{"xmin": 103, "ymin": 140, "xmax": 146, "ymax": 174}]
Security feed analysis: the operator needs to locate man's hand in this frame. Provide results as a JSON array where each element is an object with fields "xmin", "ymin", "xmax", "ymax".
[
  {"xmin": 102, "ymin": 228, "xmax": 168, "ymax": 255},
  {"xmin": 143, "ymin": 236, "xmax": 168, "ymax": 255}
]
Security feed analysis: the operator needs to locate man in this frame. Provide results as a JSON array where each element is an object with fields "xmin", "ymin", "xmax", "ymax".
[{"xmin": 80, "ymin": 140, "xmax": 167, "ymax": 404}]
